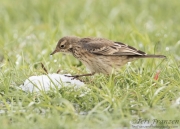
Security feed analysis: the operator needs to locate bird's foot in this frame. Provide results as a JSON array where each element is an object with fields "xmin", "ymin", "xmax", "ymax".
[{"xmin": 65, "ymin": 72, "xmax": 95, "ymax": 80}]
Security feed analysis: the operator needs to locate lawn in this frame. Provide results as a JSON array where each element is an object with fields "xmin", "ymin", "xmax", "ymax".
[{"xmin": 0, "ymin": 0, "xmax": 180, "ymax": 128}]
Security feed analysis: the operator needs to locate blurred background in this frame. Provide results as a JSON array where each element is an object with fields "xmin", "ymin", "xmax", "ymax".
[{"xmin": 0, "ymin": 0, "xmax": 180, "ymax": 74}]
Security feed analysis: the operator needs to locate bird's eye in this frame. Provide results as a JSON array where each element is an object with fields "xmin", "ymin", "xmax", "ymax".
[{"xmin": 60, "ymin": 45, "xmax": 65, "ymax": 48}]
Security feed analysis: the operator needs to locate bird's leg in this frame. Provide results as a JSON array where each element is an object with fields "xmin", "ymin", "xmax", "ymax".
[{"xmin": 65, "ymin": 72, "xmax": 95, "ymax": 79}]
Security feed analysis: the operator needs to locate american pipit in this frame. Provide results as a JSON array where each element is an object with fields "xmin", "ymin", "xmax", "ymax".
[{"xmin": 51, "ymin": 36, "xmax": 166, "ymax": 78}]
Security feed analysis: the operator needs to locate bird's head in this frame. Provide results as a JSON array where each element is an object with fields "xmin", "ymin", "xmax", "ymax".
[{"xmin": 50, "ymin": 36, "xmax": 80, "ymax": 55}]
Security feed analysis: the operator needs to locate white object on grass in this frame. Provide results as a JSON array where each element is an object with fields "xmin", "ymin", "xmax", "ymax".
[{"xmin": 20, "ymin": 74, "xmax": 85, "ymax": 93}]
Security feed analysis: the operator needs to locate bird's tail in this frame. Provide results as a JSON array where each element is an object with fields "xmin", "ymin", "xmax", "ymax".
[{"xmin": 129, "ymin": 55, "xmax": 166, "ymax": 58}]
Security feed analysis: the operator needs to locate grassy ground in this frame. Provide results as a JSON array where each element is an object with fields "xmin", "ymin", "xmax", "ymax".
[{"xmin": 0, "ymin": 0, "xmax": 180, "ymax": 128}]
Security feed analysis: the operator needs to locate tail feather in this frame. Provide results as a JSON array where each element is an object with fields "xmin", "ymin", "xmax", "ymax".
[{"xmin": 128, "ymin": 54, "xmax": 166, "ymax": 58}]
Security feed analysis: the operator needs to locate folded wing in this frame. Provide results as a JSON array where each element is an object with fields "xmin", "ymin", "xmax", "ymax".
[{"xmin": 80, "ymin": 38, "xmax": 146, "ymax": 56}]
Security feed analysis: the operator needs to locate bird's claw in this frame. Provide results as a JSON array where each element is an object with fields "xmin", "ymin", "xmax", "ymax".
[{"xmin": 65, "ymin": 75, "xmax": 80, "ymax": 80}]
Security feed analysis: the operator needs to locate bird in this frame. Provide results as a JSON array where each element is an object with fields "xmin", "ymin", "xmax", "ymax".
[{"xmin": 50, "ymin": 36, "xmax": 166, "ymax": 78}]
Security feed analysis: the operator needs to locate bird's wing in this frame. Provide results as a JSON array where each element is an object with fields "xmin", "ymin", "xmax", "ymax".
[{"xmin": 80, "ymin": 38, "xmax": 146, "ymax": 56}]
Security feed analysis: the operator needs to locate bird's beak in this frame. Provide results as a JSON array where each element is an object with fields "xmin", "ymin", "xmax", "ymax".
[{"xmin": 50, "ymin": 49, "xmax": 58, "ymax": 55}]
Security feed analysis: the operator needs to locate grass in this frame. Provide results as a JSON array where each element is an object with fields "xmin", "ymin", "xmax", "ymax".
[{"xmin": 0, "ymin": 0, "xmax": 180, "ymax": 128}]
